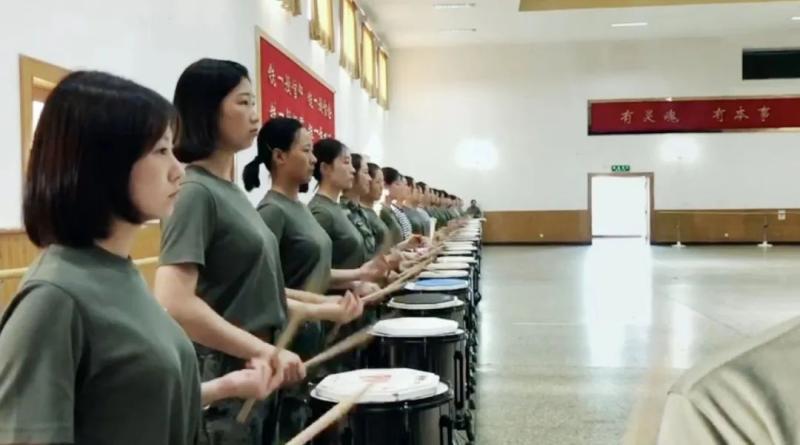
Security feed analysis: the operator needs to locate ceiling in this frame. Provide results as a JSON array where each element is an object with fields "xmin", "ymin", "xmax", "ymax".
[{"xmin": 357, "ymin": 0, "xmax": 800, "ymax": 48}]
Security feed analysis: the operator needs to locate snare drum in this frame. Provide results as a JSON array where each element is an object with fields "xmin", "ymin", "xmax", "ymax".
[
  {"xmin": 309, "ymin": 369, "xmax": 454, "ymax": 445},
  {"xmin": 387, "ymin": 293, "xmax": 466, "ymax": 327},
  {"xmin": 366, "ymin": 318, "xmax": 468, "ymax": 414}
]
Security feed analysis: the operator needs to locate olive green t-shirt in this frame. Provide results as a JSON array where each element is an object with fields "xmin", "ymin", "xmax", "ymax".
[
  {"xmin": 362, "ymin": 204, "xmax": 390, "ymax": 254},
  {"xmin": 341, "ymin": 198, "xmax": 377, "ymax": 256},
  {"xmin": 161, "ymin": 165, "xmax": 287, "ymax": 337},
  {"xmin": 380, "ymin": 206, "xmax": 404, "ymax": 247},
  {"xmin": 658, "ymin": 316, "xmax": 800, "ymax": 444},
  {"xmin": 258, "ymin": 190, "xmax": 332, "ymax": 295},
  {"xmin": 309, "ymin": 193, "xmax": 368, "ymax": 270},
  {"xmin": 403, "ymin": 207, "xmax": 429, "ymax": 236},
  {"xmin": 0, "ymin": 245, "xmax": 201, "ymax": 445}
]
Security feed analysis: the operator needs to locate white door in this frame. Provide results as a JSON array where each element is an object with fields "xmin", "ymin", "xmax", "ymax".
[{"xmin": 591, "ymin": 176, "xmax": 649, "ymax": 238}]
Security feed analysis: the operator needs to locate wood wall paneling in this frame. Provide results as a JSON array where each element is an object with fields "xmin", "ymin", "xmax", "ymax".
[
  {"xmin": 652, "ymin": 210, "xmax": 800, "ymax": 244},
  {"xmin": 0, "ymin": 224, "xmax": 161, "ymax": 311},
  {"xmin": 484, "ymin": 210, "xmax": 591, "ymax": 244}
]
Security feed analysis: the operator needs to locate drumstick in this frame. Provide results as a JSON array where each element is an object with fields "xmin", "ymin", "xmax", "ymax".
[
  {"xmin": 285, "ymin": 383, "xmax": 374, "ymax": 445},
  {"xmin": 236, "ymin": 315, "xmax": 304, "ymax": 424},
  {"xmin": 326, "ymin": 246, "xmax": 442, "ymax": 344},
  {"xmin": 305, "ymin": 327, "xmax": 375, "ymax": 371},
  {"xmin": 306, "ymin": 311, "xmax": 398, "ymax": 371}
]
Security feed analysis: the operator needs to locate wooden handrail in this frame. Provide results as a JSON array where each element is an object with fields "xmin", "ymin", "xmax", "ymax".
[{"xmin": 0, "ymin": 256, "xmax": 159, "ymax": 281}]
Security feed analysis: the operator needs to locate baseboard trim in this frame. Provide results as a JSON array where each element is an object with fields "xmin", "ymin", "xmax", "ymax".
[{"xmin": 483, "ymin": 241, "xmax": 592, "ymax": 246}]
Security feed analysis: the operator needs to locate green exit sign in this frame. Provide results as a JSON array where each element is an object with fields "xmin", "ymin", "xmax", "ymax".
[{"xmin": 611, "ymin": 165, "xmax": 631, "ymax": 173}]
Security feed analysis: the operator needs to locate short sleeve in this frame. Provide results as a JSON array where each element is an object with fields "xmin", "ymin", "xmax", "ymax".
[
  {"xmin": 160, "ymin": 182, "xmax": 216, "ymax": 267},
  {"xmin": 259, "ymin": 204, "xmax": 286, "ymax": 241},
  {"xmin": 0, "ymin": 283, "xmax": 84, "ymax": 444},
  {"xmin": 311, "ymin": 206, "xmax": 335, "ymax": 238}
]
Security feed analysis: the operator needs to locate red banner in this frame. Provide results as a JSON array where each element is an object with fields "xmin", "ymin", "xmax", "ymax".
[
  {"xmin": 589, "ymin": 97, "xmax": 800, "ymax": 135},
  {"xmin": 258, "ymin": 33, "xmax": 335, "ymax": 141}
]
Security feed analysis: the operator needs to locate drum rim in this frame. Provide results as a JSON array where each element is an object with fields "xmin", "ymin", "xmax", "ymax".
[
  {"xmin": 311, "ymin": 382, "xmax": 452, "ymax": 408},
  {"xmin": 405, "ymin": 282, "xmax": 470, "ymax": 292},
  {"xmin": 371, "ymin": 328, "xmax": 466, "ymax": 340},
  {"xmin": 387, "ymin": 299, "xmax": 465, "ymax": 310}
]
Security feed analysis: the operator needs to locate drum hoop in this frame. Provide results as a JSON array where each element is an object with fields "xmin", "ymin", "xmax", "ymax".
[
  {"xmin": 388, "ymin": 300, "xmax": 465, "ymax": 310},
  {"xmin": 372, "ymin": 329, "xmax": 466, "ymax": 340},
  {"xmin": 311, "ymin": 383, "xmax": 451, "ymax": 408}
]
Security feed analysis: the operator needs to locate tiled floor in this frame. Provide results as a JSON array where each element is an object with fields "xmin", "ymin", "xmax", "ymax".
[{"xmin": 475, "ymin": 240, "xmax": 800, "ymax": 444}]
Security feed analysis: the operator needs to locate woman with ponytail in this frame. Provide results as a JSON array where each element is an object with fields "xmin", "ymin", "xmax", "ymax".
[{"xmin": 244, "ymin": 118, "xmax": 374, "ymax": 442}]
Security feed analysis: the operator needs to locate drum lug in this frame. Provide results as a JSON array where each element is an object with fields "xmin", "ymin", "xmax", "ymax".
[{"xmin": 439, "ymin": 414, "xmax": 454, "ymax": 445}]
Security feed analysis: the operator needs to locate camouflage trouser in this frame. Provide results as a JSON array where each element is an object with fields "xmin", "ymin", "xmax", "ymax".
[
  {"xmin": 275, "ymin": 386, "xmax": 314, "ymax": 444},
  {"xmin": 197, "ymin": 352, "xmax": 280, "ymax": 445},
  {"xmin": 274, "ymin": 321, "xmax": 323, "ymax": 444}
]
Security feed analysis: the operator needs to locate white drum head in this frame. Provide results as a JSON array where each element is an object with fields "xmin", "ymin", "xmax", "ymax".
[
  {"xmin": 426, "ymin": 262, "xmax": 470, "ymax": 270},
  {"xmin": 312, "ymin": 368, "xmax": 441, "ymax": 403},
  {"xmin": 441, "ymin": 250, "xmax": 474, "ymax": 256},
  {"xmin": 372, "ymin": 317, "xmax": 459, "ymax": 337},
  {"xmin": 388, "ymin": 296, "xmax": 465, "ymax": 310},
  {"xmin": 437, "ymin": 256, "xmax": 477, "ymax": 264},
  {"xmin": 419, "ymin": 270, "xmax": 470, "ymax": 279},
  {"xmin": 405, "ymin": 279, "xmax": 470, "ymax": 292}
]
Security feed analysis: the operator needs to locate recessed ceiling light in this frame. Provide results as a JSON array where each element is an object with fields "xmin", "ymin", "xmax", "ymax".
[
  {"xmin": 439, "ymin": 27, "xmax": 478, "ymax": 33},
  {"xmin": 433, "ymin": 2, "xmax": 476, "ymax": 9},
  {"xmin": 611, "ymin": 22, "xmax": 649, "ymax": 28}
]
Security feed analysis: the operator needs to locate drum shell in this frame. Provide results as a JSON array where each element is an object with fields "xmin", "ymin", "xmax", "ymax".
[
  {"xmin": 309, "ymin": 389, "xmax": 453, "ymax": 445},
  {"xmin": 365, "ymin": 332, "xmax": 467, "ymax": 413}
]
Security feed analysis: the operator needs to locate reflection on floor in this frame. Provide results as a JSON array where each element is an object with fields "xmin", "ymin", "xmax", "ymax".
[{"xmin": 476, "ymin": 239, "xmax": 800, "ymax": 444}]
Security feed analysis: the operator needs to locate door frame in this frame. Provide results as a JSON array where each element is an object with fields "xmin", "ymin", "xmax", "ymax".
[{"xmin": 588, "ymin": 172, "xmax": 655, "ymax": 242}]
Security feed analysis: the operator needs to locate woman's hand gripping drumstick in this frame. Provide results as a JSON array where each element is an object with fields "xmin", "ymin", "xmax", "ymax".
[
  {"xmin": 285, "ymin": 383, "xmax": 374, "ymax": 445},
  {"xmin": 236, "ymin": 315, "xmax": 304, "ymax": 423}
]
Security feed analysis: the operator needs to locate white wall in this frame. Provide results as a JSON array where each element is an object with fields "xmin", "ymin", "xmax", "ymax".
[
  {"xmin": 385, "ymin": 34, "xmax": 800, "ymax": 211},
  {"xmin": 0, "ymin": 0, "xmax": 387, "ymax": 228}
]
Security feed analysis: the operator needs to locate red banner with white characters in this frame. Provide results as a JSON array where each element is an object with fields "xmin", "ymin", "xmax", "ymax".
[
  {"xmin": 589, "ymin": 97, "xmax": 800, "ymax": 135},
  {"xmin": 258, "ymin": 33, "xmax": 335, "ymax": 141}
]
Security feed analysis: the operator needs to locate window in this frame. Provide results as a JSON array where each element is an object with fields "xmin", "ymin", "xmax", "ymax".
[
  {"xmin": 340, "ymin": 0, "xmax": 360, "ymax": 78},
  {"xmin": 377, "ymin": 49, "xmax": 389, "ymax": 108},
  {"xmin": 19, "ymin": 55, "xmax": 69, "ymax": 175},
  {"xmin": 310, "ymin": 0, "xmax": 334, "ymax": 52},
  {"xmin": 361, "ymin": 25, "xmax": 376, "ymax": 98}
]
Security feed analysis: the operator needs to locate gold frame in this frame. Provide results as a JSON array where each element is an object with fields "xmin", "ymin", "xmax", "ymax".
[{"xmin": 19, "ymin": 55, "xmax": 69, "ymax": 178}]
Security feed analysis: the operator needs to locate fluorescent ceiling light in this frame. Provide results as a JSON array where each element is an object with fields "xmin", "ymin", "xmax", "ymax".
[
  {"xmin": 439, "ymin": 28, "xmax": 477, "ymax": 33},
  {"xmin": 611, "ymin": 22, "xmax": 648, "ymax": 28},
  {"xmin": 434, "ymin": 2, "xmax": 476, "ymax": 9},
  {"xmin": 792, "ymin": 16, "xmax": 800, "ymax": 21}
]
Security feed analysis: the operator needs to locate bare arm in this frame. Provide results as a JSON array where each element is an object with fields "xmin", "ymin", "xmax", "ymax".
[{"xmin": 154, "ymin": 264, "xmax": 274, "ymax": 360}]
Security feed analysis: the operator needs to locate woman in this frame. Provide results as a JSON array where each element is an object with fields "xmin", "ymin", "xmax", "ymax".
[
  {"xmin": 0, "ymin": 71, "xmax": 273, "ymax": 445},
  {"xmin": 401, "ymin": 176, "xmax": 429, "ymax": 235},
  {"xmin": 361, "ymin": 163, "xmax": 392, "ymax": 252},
  {"xmin": 362, "ymin": 163, "xmax": 425, "ymax": 257},
  {"xmin": 309, "ymin": 139, "xmax": 372, "ymax": 272},
  {"xmin": 154, "ymin": 59, "xmax": 303, "ymax": 445},
  {"xmin": 341, "ymin": 153, "xmax": 378, "ymax": 256},
  {"xmin": 380, "ymin": 167, "xmax": 413, "ymax": 244},
  {"xmin": 242, "ymin": 118, "xmax": 370, "ymax": 442}
]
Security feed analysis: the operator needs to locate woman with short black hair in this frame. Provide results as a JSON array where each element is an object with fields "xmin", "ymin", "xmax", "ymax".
[
  {"xmin": 381, "ymin": 167, "xmax": 413, "ymax": 243},
  {"xmin": 0, "ymin": 71, "xmax": 273, "ymax": 445}
]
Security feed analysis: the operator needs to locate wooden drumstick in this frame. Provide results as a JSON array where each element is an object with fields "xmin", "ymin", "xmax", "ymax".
[
  {"xmin": 306, "ymin": 329, "xmax": 375, "ymax": 371},
  {"xmin": 285, "ymin": 383, "xmax": 374, "ymax": 445},
  {"xmin": 236, "ymin": 315, "xmax": 304, "ymax": 424},
  {"xmin": 327, "ymin": 247, "xmax": 440, "ymax": 344},
  {"xmin": 306, "ymin": 312, "xmax": 397, "ymax": 371}
]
